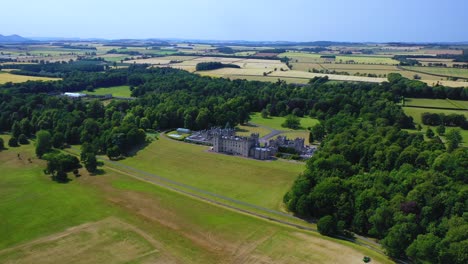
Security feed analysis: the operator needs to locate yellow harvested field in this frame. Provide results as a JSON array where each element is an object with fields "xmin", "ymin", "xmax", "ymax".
[
  {"xmin": 234, "ymin": 59, "xmax": 288, "ymax": 70},
  {"xmin": 0, "ymin": 72, "xmax": 60, "ymax": 84},
  {"xmin": 420, "ymin": 79, "xmax": 468, "ymax": 88},
  {"xmin": 192, "ymin": 56, "xmax": 243, "ymax": 63},
  {"xmin": 197, "ymin": 68, "xmax": 269, "ymax": 76}
]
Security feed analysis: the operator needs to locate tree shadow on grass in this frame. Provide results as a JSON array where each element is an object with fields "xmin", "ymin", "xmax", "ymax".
[
  {"xmin": 126, "ymin": 139, "xmax": 155, "ymax": 157},
  {"xmin": 90, "ymin": 168, "xmax": 106, "ymax": 176}
]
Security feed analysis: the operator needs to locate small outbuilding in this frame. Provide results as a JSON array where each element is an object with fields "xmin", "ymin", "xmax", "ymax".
[{"xmin": 176, "ymin": 128, "xmax": 191, "ymax": 134}]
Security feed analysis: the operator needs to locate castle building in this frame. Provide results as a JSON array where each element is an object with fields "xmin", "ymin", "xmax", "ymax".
[
  {"xmin": 212, "ymin": 133, "xmax": 269, "ymax": 158},
  {"xmin": 186, "ymin": 127, "xmax": 312, "ymax": 160}
]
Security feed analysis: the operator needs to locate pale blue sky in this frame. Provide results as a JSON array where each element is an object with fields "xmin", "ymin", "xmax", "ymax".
[{"xmin": 1, "ymin": 0, "xmax": 466, "ymax": 42}]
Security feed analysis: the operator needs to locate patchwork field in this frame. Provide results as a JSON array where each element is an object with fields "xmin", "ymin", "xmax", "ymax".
[
  {"xmin": 280, "ymin": 52, "xmax": 399, "ymax": 64},
  {"xmin": 0, "ymin": 71, "xmax": 60, "ymax": 84},
  {"xmin": 0, "ymin": 136, "xmax": 391, "ymax": 264},
  {"xmin": 83, "ymin": 85, "xmax": 132, "ymax": 97}
]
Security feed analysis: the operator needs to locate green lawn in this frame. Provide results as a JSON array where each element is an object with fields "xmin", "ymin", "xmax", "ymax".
[
  {"xmin": 0, "ymin": 138, "xmax": 114, "ymax": 250},
  {"xmin": 83, "ymin": 85, "xmax": 132, "ymax": 97},
  {"xmin": 236, "ymin": 123, "xmax": 271, "ymax": 137},
  {"xmin": 120, "ymin": 135, "xmax": 304, "ymax": 210},
  {"xmin": 249, "ymin": 112, "xmax": 320, "ymax": 130},
  {"xmin": 0, "ymin": 136, "xmax": 391, "ymax": 264}
]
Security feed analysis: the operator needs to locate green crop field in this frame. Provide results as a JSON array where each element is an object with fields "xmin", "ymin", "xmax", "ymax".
[
  {"xmin": 249, "ymin": 112, "xmax": 320, "ymax": 131},
  {"xmin": 403, "ymin": 66, "xmax": 468, "ymax": 78},
  {"xmin": 83, "ymin": 85, "xmax": 132, "ymax": 97},
  {"xmin": 0, "ymin": 136, "xmax": 390, "ymax": 264},
  {"xmin": 0, "ymin": 71, "xmax": 60, "ymax": 84},
  {"xmin": 120, "ymin": 136, "xmax": 304, "ymax": 210},
  {"xmin": 404, "ymin": 98, "xmax": 468, "ymax": 110}
]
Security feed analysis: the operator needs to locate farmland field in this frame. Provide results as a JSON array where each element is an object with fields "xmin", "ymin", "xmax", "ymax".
[
  {"xmin": 404, "ymin": 98, "xmax": 468, "ymax": 110},
  {"xmin": 403, "ymin": 106, "xmax": 468, "ymax": 124},
  {"xmin": 0, "ymin": 71, "xmax": 60, "ymax": 84},
  {"xmin": 0, "ymin": 137, "xmax": 391, "ymax": 264},
  {"xmin": 210, "ymin": 74, "xmax": 311, "ymax": 84},
  {"xmin": 82, "ymin": 85, "xmax": 132, "ymax": 97},
  {"xmin": 402, "ymin": 66, "xmax": 468, "ymax": 79},
  {"xmin": 281, "ymin": 52, "xmax": 399, "ymax": 64},
  {"xmin": 249, "ymin": 112, "xmax": 320, "ymax": 130}
]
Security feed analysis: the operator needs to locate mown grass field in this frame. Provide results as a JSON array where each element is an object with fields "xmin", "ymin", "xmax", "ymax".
[
  {"xmin": 0, "ymin": 136, "xmax": 392, "ymax": 264},
  {"xmin": 236, "ymin": 123, "xmax": 271, "ymax": 137},
  {"xmin": 403, "ymin": 107, "xmax": 468, "ymax": 146},
  {"xmin": 121, "ymin": 136, "xmax": 304, "ymax": 210},
  {"xmin": 0, "ymin": 71, "xmax": 60, "ymax": 84},
  {"xmin": 404, "ymin": 98, "xmax": 468, "ymax": 110},
  {"xmin": 403, "ymin": 106, "xmax": 468, "ymax": 124},
  {"xmin": 83, "ymin": 85, "xmax": 132, "ymax": 97},
  {"xmin": 403, "ymin": 66, "xmax": 468, "ymax": 79},
  {"xmin": 249, "ymin": 112, "xmax": 320, "ymax": 131}
]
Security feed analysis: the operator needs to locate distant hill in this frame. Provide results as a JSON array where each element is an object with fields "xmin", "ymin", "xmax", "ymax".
[{"xmin": 0, "ymin": 34, "xmax": 32, "ymax": 43}]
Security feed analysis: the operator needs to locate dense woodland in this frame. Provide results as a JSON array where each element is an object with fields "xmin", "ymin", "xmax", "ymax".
[{"xmin": 0, "ymin": 65, "xmax": 466, "ymax": 263}]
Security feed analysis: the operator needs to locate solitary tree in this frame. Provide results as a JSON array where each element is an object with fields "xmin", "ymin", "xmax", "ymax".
[
  {"xmin": 282, "ymin": 115, "xmax": 301, "ymax": 129},
  {"xmin": 317, "ymin": 215, "xmax": 337, "ymax": 236},
  {"xmin": 436, "ymin": 124, "xmax": 446, "ymax": 135},
  {"xmin": 446, "ymin": 129, "xmax": 462, "ymax": 152},
  {"xmin": 35, "ymin": 130, "xmax": 52, "ymax": 158},
  {"xmin": 18, "ymin": 134, "xmax": 29, "ymax": 144},
  {"xmin": 425, "ymin": 128, "xmax": 434, "ymax": 139},
  {"xmin": 8, "ymin": 137, "xmax": 18, "ymax": 147},
  {"xmin": 261, "ymin": 109, "xmax": 269, "ymax": 118},
  {"xmin": 83, "ymin": 152, "xmax": 98, "ymax": 173}
]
